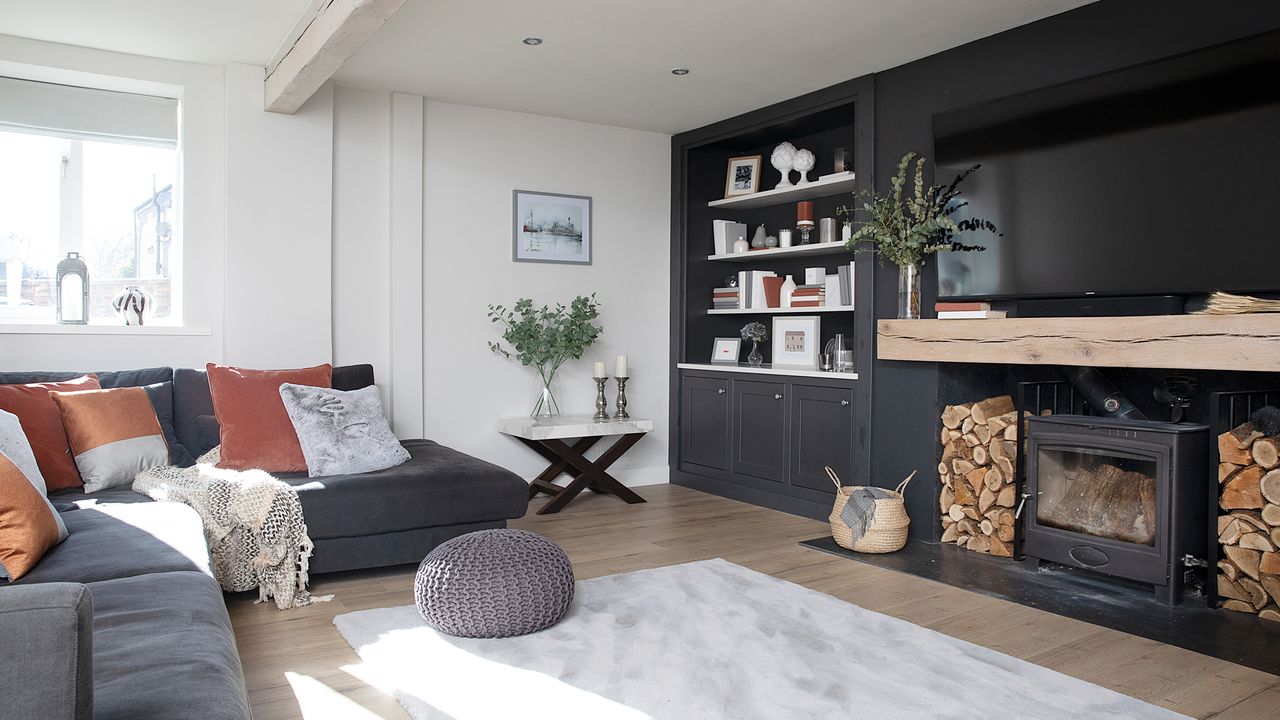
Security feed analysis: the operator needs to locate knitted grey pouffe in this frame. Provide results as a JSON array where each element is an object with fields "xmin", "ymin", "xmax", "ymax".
[{"xmin": 413, "ymin": 529, "xmax": 575, "ymax": 638}]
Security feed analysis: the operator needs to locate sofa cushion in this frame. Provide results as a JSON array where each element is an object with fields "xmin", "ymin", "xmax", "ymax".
[
  {"xmin": 280, "ymin": 438, "xmax": 528, "ymax": 540},
  {"xmin": 0, "ymin": 450, "xmax": 63, "ymax": 580},
  {"xmin": 0, "ymin": 375, "xmax": 101, "ymax": 490},
  {"xmin": 142, "ymin": 381, "xmax": 195, "ymax": 467},
  {"xmin": 87, "ymin": 571, "xmax": 250, "ymax": 720},
  {"xmin": 172, "ymin": 364, "xmax": 376, "ymax": 459},
  {"xmin": 206, "ymin": 363, "xmax": 332, "ymax": 472},
  {"xmin": 52, "ymin": 387, "xmax": 171, "ymax": 493},
  {"xmin": 8, "ymin": 501, "xmax": 210, "ymax": 585},
  {"xmin": 280, "ymin": 383, "xmax": 409, "ymax": 478},
  {"xmin": 0, "ymin": 367, "xmax": 172, "ymax": 388},
  {"xmin": 0, "ymin": 409, "xmax": 69, "ymax": 543}
]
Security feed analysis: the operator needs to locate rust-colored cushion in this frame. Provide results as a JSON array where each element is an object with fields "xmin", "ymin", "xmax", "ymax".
[
  {"xmin": 51, "ymin": 387, "xmax": 170, "ymax": 493},
  {"xmin": 0, "ymin": 450, "xmax": 62, "ymax": 580},
  {"xmin": 206, "ymin": 363, "xmax": 332, "ymax": 472},
  {"xmin": 0, "ymin": 375, "xmax": 100, "ymax": 490}
]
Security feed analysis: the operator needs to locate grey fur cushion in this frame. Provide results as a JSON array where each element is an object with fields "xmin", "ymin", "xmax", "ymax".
[
  {"xmin": 414, "ymin": 529, "xmax": 574, "ymax": 638},
  {"xmin": 278, "ymin": 383, "xmax": 409, "ymax": 478}
]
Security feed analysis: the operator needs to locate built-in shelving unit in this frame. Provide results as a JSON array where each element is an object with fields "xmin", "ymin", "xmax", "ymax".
[
  {"xmin": 707, "ymin": 172, "xmax": 857, "ymax": 209},
  {"xmin": 671, "ymin": 76, "xmax": 876, "ymax": 517},
  {"xmin": 707, "ymin": 240, "xmax": 849, "ymax": 262},
  {"xmin": 707, "ymin": 306, "xmax": 855, "ymax": 315},
  {"xmin": 677, "ymin": 362, "xmax": 859, "ymax": 381}
]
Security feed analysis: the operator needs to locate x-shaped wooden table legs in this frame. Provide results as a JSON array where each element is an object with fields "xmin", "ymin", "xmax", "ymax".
[{"xmin": 519, "ymin": 433, "xmax": 647, "ymax": 514}]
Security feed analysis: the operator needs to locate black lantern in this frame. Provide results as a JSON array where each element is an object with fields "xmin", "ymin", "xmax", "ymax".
[{"xmin": 56, "ymin": 252, "xmax": 89, "ymax": 325}]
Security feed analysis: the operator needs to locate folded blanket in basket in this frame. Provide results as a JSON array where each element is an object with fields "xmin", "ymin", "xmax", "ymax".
[{"xmin": 839, "ymin": 486, "xmax": 893, "ymax": 544}]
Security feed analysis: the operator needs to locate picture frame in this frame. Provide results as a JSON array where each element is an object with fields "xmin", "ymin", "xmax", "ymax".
[
  {"xmin": 724, "ymin": 155, "xmax": 762, "ymax": 198},
  {"xmin": 512, "ymin": 190, "xmax": 592, "ymax": 265},
  {"xmin": 771, "ymin": 316, "xmax": 821, "ymax": 369},
  {"xmin": 710, "ymin": 337, "xmax": 742, "ymax": 365}
]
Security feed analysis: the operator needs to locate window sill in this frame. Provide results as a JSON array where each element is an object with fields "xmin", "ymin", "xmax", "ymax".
[{"xmin": 0, "ymin": 324, "xmax": 211, "ymax": 336}]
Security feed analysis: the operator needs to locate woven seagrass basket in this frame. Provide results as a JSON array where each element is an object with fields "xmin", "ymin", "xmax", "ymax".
[{"xmin": 827, "ymin": 467, "xmax": 914, "ymax": 554}]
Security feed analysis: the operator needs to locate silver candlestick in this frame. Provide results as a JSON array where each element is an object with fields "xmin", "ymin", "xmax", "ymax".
[
  {"xmin": 615, "ymin": 376, "xmax": 630, "ymax": 419},
  {"xmin": 592, "ymin": 377, "xmax": 610, "ymax": 422}
]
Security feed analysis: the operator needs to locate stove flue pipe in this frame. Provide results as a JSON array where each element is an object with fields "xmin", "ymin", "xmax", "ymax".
[{"xmin": 1062, "ymin": 367, "xmax": 1147, "ymax": 421}]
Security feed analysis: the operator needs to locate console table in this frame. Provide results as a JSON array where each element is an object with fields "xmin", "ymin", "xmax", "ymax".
[{"xmin": 499, "ymin": 416, "xmax": 654, "ymax": 515}]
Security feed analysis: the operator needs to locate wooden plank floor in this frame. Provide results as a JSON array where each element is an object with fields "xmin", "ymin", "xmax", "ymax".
[{"xmin": 227, "ymin": 484, "xmax": 1280, "ymax": 719}]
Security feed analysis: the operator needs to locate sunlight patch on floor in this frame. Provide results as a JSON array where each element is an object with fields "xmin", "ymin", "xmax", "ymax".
[
  {"xmin": 285, "ymin": 671, "xmax": 385, "ymax": 720},
  {"xmin": 341, "ymin": 626, "xmax": 652, "ymax": 720}
]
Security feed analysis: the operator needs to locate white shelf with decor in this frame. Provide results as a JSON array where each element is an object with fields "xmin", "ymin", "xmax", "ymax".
[
  {"xmin": 677, "ymin": 362, "xmax": 859, "ymax": 381},
  {"xmin": 707, "ymin": 172, "xmax": 857, "ymax": 210},
  {"xmin": 706, "ymin": 240, "xmax": 850, "ymax": 262},
  {"xmin": 707, "ymin": 306, "xmax": 855, "ymax": 315}
]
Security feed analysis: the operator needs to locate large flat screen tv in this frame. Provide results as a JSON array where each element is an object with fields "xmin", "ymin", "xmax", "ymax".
[{"xmin": 935, "ymin": 33, "xmax": 1280, "ymax": 302}]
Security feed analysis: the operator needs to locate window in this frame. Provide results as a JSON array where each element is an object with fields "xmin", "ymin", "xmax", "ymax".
[{"xmin": 0, "ymin": 77, "xmax": 179, "ymax": 324}]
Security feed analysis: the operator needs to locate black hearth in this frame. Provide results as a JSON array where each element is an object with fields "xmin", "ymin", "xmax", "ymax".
[{"xmin": 1023, "ymin": 415, "xmax": 1208, "ymax": 604}]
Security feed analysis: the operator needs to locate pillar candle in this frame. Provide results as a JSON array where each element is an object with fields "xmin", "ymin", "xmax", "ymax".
[
  {"xmin": 594, "ymin": 361, "xmax": 606, "ymax": 378},
  {"xmin": 616, "ymin": 355, "xmax": 628, "ymax": 378},
  {"xmin": 796, "ymin": 201, "xmax": 815, "ymax": 225}
]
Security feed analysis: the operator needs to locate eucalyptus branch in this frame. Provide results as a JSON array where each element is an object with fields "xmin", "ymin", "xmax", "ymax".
[{"xmin": 836, "ymin": 151, "xmax": 1002, "ymax": 268}]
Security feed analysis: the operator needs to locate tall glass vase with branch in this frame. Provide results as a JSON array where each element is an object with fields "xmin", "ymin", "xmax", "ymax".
[
  {"xmin": 488, "ymin": 294, "xmax": 603, "ymax": 419},
  {"xmin": 837, "ymin": 152, "xmax": 1001, "ymax": 319}
]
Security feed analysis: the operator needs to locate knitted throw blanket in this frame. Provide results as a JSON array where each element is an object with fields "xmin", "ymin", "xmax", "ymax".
[{"xmin": 133, "ymin": 447, "xmax": 325, "ymax": 609}]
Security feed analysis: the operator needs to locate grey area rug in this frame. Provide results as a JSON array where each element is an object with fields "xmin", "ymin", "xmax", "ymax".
[{"xmin": 333, "ymin": 558, "xmax": 1187, "ymax": 720}]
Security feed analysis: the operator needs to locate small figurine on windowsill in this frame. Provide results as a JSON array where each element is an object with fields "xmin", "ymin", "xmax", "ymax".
[{"xmin": 112, "ymin": 286, "xmax": 153, "ymax": 326}]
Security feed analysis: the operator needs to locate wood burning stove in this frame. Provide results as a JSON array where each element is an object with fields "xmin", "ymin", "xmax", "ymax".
[{"xmin": 1023, "ymin": 415, "xmax": 1209, "ymax": 604}]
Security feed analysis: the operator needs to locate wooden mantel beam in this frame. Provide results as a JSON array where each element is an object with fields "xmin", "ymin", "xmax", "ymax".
[
  {"xmin": 265, "ymin": 0, "xmax": 406, "ymax": 114},
  {"xmin": 877, "ymin": 315, "xmax": 1280, "ymax": 372}
]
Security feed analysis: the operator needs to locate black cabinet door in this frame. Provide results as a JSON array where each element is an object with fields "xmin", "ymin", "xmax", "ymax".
[
  {"xmin": 733, "ymin": 380, "xmax": 787, "ymax": 483},
  {"xmin": 680, "ymin": 375, "xmax": 731, "ymax": 471},
  {"xmin": 789, "ymin": 384, "xmax": 855, "ymax": 493}
]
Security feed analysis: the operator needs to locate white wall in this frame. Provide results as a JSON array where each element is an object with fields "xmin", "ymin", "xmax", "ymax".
[
  {"xmin": 419, "ymin": 102, "xmax": 671, "ymax": 485},
  {"xmin": 222, "ymin": 62, "xmax": 333, "ymax": 368}
]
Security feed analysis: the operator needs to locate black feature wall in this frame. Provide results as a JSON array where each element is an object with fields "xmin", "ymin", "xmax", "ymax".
[{"xmin": 866, "ymin": 1, "xmax": 1280, "ymax": 538}]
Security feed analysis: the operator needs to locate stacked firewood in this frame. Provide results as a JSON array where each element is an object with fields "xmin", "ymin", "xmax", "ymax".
[
  {"xmin": 1216, "ymin": 422, "xmax": 1280, "ymax": 622},
  {"xmin": 938, "ymin": 395, "xmax": 1020, "ymax": 557}
]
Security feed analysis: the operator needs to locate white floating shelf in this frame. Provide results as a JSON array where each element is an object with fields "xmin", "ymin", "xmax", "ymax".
[
  {"xmin": 707, "ymin": 240, "xmax": 850, "ymax": 262},
  {"xmin": 707, "ymin": 306, "xmax": 854, "ymax": 315},
  {"xmin": 677, "ymin": 362, "xmax": 859, "ymax": 381},
  {"xmin": 708, "ymin": 172, "xmax": 857, "ymax": 209}
]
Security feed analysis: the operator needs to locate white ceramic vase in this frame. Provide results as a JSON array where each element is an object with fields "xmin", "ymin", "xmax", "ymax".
[{"xmin": 780, "ymin": 275, "xmax": 797, "ymax": 308}]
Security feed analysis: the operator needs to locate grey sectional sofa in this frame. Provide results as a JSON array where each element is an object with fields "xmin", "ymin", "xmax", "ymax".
[{"xmin": 0, "ymin": 364, "xmax": 529, "ymax": 720}]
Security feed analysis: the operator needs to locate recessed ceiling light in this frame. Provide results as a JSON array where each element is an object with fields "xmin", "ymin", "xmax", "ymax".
[
  {"xmin": 522, "ymin": 37, "xmax": 543, "ymax": 46},
  {"xmin": 671, "ymin": 67, "xmax": 690, "ymax": 76}
]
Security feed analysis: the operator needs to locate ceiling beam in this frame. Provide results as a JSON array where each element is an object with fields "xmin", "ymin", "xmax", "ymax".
[{"xmin": 264, "ymin": 0, "xmax": 406, "ymax": 114}]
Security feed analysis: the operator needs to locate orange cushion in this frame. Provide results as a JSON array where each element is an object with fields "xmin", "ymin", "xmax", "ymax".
[
  {"xmin": 0, "ymin": 375, "xmax": 100, "ymax": 490},
  {"xmin": 51, "ymin": 387, "xmax": 170, "ymax": 493},
  {"xmin": 206, "ymin": 364, "xmax": 332, "ymax": 472},
  {"xmin": 0, "ymin": 451, "xmax": 62, "ymax": 580}
]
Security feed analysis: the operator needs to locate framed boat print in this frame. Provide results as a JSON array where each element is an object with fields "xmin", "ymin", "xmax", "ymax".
[{"xmin": 513, "ymin": 190, "xmax": 592, "ymax": 265}]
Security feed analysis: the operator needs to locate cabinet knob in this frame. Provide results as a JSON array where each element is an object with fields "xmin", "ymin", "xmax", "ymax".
[
  {"xmin": 841, "ymin": 400, "xmax": 850, "ymax": 406},
  {"xmin": 774, "ymin": 393, "xmax": 783, "ymax": 400},
  {"xmin": 717, "ymin": 388, "xmax": 726, "ymax": 395}
]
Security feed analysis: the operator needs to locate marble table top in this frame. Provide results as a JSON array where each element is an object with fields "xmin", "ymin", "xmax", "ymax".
[{"xmin": 498, "ymin": 415, "xmax": 655, "ymax": 441}]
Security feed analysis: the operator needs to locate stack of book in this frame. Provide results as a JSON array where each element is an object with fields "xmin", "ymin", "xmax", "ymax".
[
  {"xmin": 736, "ymin": 270, "xmax": 779, "ymax": 309},
  {"xmin": 713, "ymin": 287, "xmax": 740, "ymax": 310},
  {"xmin": 935, "ymin": 302, "xmax": 1007, "ymax": 319},
  {"xmin": 790, "ymin": 284, "xmax": 826, "ymax": 308}
]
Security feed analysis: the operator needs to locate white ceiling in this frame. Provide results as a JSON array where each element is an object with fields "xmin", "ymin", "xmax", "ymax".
[
  {"xmin": 336, "ymin": 0, "xmax": 1098, "ymax": 134},
  {"xmin": 0, "ymin": 0, "xmax": 1097, "ymax": 134},
  {"xmin": 0, "ymin": 0, "xmax": 315, "ymax": 67}
]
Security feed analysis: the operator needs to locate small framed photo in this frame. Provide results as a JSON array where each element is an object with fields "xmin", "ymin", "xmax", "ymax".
[
  {"xmin": 724, "ymin": 155, "xmax": 762, "ymax": 198},
  {"xmin": 771, "ymin": 316, "xmax": 821, "ymax": 369},
  {"xmin": 513, "ymin": 190, "xmax": 592, "ymax": 265},
  {"xmin": 710, "ymin": 337, "xmax": 742, "ymax": 365}
]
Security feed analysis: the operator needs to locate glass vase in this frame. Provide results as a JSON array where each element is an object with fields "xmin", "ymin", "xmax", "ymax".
[
  {"xmin": 747, "ymin": 339, "xmax": 764, "ymax": 367},
  {"xmin": 897, "ymin": 262, "xmax": 922, "ymax": 320},
  {"xmin": 531, "ymin": 373, "xmax": 561, "ymax": 419}
]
